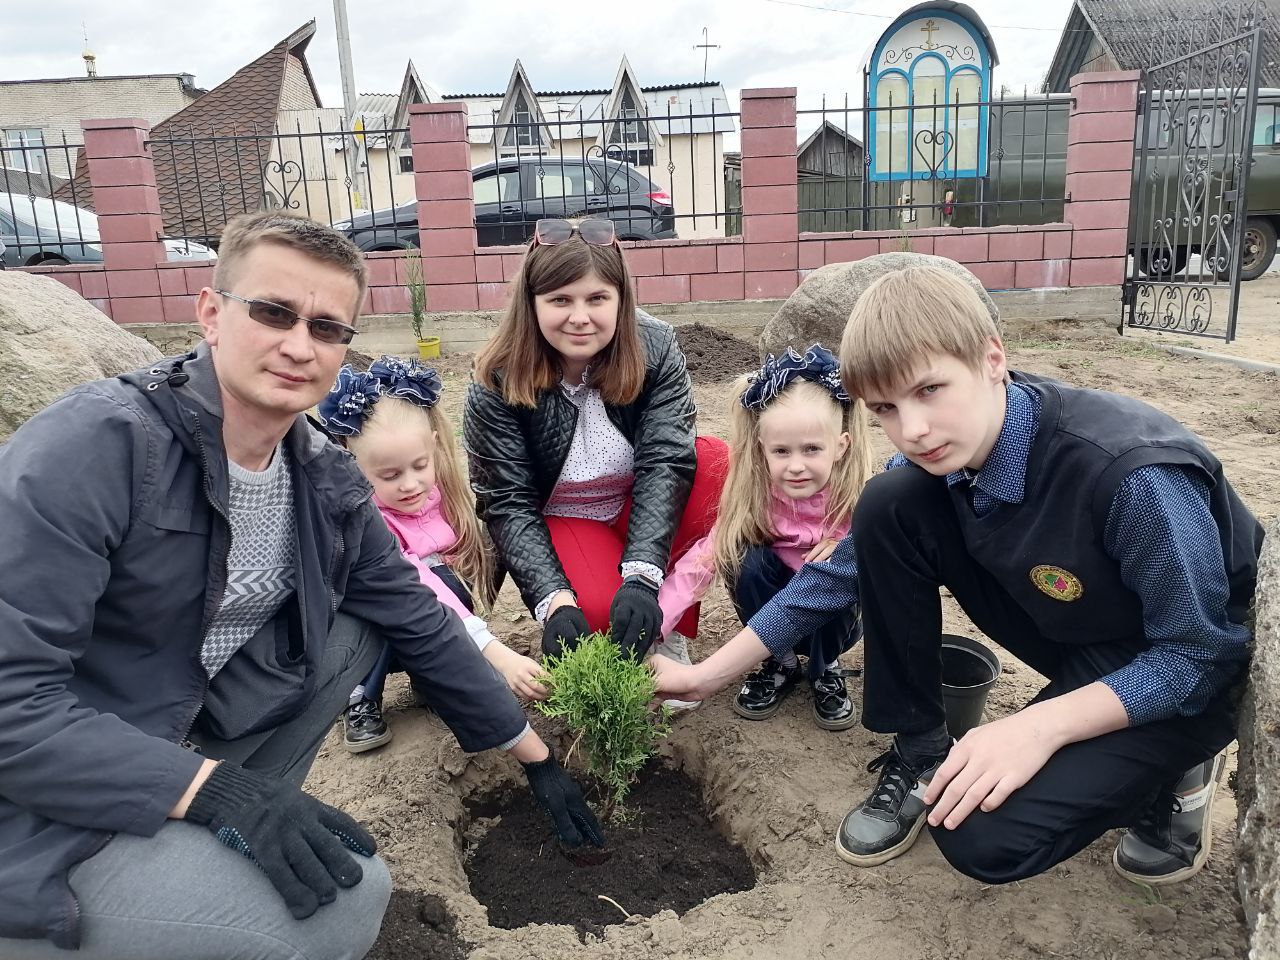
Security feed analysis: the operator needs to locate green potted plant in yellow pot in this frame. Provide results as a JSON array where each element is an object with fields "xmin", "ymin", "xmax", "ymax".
[{"xmin": 404, "ymin": 249, "xmax": 439, "ymax": 360}]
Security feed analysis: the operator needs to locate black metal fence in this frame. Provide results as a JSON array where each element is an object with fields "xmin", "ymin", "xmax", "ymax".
[
  {"xmin": 146, "ymin": 117, "xmax": 417, "ymax": 250},
  {"xmin": 0, "ymin": 129, "xmax": 94, "ymax": 268},
  {"xmin": 793, "ymin": 90, "xmax": 1072, "ymax": 233},
  {"xmin": 464, "ymin": 104, "xmax": 739, "ymax": 244}
]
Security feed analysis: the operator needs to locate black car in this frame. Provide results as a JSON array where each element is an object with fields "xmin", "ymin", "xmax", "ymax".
[{"xmin": 334, "ymin": 157, "xmax": 676, "ymax": 250}]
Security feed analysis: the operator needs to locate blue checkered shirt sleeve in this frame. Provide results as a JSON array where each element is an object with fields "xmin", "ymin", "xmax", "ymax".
[
  {"xmin": 746, "ymin": 532, "xmax": 861, "ymax": 657},
  {"xmin": 1100, "ymin": 464, "xmax": 1251, "ymax": 724}
]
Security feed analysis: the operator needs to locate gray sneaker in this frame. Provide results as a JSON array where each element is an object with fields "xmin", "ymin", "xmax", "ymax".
[
  {"xmin": 836, "ymin": 743, "xmax": 946, "ymax": 866},
  {"xmin": 653, "ymin": 631, "xmax": 701, "ymax": 711},
  {"xmin": 1113, "ymin": 750, "xmax": 1227, "ymax": 885}
]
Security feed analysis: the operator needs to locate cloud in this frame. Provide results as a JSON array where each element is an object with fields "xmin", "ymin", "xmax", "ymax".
[{"xmin": 8, "ymin": 0, "xmax": 1072, "ymax": 112}]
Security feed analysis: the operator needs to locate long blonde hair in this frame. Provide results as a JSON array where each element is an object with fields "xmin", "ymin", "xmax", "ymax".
[
  {"xmin": 346, "ymin": 396, "xmax": 498, "ymax": 610},
  {"xmin": 711, "ymin": 378, "xmax": 873, "ymax": 585}
]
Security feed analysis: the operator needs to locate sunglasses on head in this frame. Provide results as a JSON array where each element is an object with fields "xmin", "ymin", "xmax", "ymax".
[
  {"xmin": 532, "ymin": 218, "xmax": 617, "ymax": 247},
  {"xmin": 216, "ymin": 290, "xmax": 359, "ymax": 346}
]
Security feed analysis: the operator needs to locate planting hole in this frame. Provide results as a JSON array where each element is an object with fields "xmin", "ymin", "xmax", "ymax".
[{"xmin": 462, "ymin": 761, "xmax": 757, "ymax": 932}]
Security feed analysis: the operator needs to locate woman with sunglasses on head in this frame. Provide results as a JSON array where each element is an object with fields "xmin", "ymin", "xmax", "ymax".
[{"xmin": 464, "ymin": 218, "xmax": 729, "ymax": 674}]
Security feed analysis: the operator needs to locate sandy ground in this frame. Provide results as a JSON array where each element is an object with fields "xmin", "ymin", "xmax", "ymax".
[{"xmin": 304, "ymin": 310, "xmax": 1278, "ymax": 960}]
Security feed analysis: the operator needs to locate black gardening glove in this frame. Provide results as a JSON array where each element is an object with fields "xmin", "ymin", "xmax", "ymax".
[
  {"xmin": 541, "ymin": 604, "xmax": 591, "ymax": 658},
  {"xmin": 608, "ymin": 576, "xmax": 661, "ymax": 660},
  {"xmin": 522, "ymin": 750, "xmax": 605, "ymax": 850},
  {"xmin": 185, "ymin": 763, "xmax": 376, "ymax": 920}
]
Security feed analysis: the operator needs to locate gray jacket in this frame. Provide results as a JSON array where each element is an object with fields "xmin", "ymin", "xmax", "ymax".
[{"xmin": 0, "ymin": 345, "xmax": 527, "ymax": 948}]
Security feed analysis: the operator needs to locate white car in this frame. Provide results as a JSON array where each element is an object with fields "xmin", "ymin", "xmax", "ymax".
[{"xmin": 0, "ymin": 193, "xmax": 217, "ymax": 268}]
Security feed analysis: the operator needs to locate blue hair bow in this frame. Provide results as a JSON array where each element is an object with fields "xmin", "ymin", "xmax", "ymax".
[
  {"xmin": 740, "ymin": 344, "xmax": 850, "ymax": 411},
  {"xmin": 317, "ymin": 356, "xmax": 443, "ymax": 437}
]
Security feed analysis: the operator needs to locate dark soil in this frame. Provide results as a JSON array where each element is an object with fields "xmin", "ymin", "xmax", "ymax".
[
  {"xmin": 464, "ymin": 764, "xmax": 756, "ymax": 932},
  {"xmin": 365, "ymin": 891, "xmax": 470, "ymax": 960},
  {"xmin": 675, "ymin": 322, "xmax": 761, "ymax": 383}
]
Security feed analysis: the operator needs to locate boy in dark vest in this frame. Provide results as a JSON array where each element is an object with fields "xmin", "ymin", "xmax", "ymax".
[{"xmin": 651, "ymin": 264, "xmax": 1262, "ymax": 885}]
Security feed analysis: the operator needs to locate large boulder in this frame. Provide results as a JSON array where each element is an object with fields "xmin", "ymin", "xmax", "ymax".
[
  {"xmin": 0, "ymin": 272, "xmax": 161, "ymax": 443},
  {"xmin": 1239, "ymin": 518, "xmax": 1280, "ymax": 960},
  {"xmin": 759, "ymin": 252, "xmax": 1001, "ymax": 357}
]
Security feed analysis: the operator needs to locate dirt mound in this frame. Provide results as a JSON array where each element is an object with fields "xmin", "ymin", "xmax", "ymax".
[
  {"xmin": 366, "ymin": 891, "xmax": 469, "ymax": 960},
  {"xmin": 464, "ymin": 764, "xmax": 756, "ymax": 932},
  {"xmin": 675, "ymin": 323, "xmax": 760, "ymax": 383}
]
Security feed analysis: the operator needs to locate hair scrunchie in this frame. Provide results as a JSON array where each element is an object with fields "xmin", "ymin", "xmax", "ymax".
[
  {"xmin": 740, "ymin": 344, "xmax": 850, "ymax": 411},
  {"xmin": 318, "ymin": 356, "xmax": 443, "ymax": 437}
]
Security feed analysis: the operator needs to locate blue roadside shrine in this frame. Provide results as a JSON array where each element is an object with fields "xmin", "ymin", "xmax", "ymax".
[{"xmin": 863, "ymin": 1, "xmax": 999, "ymax": 228}]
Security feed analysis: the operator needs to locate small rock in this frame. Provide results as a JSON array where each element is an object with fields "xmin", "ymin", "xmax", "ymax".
[{"xmin": 1139, "ymin": 903, "xmax": 1177, "ymax": 934}]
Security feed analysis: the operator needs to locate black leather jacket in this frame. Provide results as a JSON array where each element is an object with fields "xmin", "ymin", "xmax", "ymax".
[{"xmin": 464, "ymin": 312, "xmax": 697, "ymax": 612}]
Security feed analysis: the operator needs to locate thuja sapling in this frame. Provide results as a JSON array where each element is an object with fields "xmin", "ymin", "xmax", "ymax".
[{"xmin": 534, "ymin": 632, "xmax": 670, "ymax": 819}]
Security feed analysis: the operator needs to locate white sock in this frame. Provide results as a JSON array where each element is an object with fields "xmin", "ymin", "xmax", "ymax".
[
  {"xmin": 777, "ymin": 650, "xmax": 799, "ymax": 670},
  {"xmin": 348, "ymin": 684, "xmax": 366, "ymax": 708}
]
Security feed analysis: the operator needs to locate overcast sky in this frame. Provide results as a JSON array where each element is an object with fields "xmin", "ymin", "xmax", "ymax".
[{"xmin": 9, "ymin": 0, "xmax": 1075, "ymax": 110}]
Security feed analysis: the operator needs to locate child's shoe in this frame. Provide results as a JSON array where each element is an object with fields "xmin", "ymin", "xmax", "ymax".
[
  {"xmin": 654, "ymin": 631, "xmax": 701, "ymax": 711},
  {"xmin": 835, "ymin": 742, "xmax": 947, "ymax": 866},
  {"xmin": 811, "ymin": 664, "xmax": 858, "ymax": 731},
  {"xmin": 343, "ymin": 697, "xmax": 392, "ymax": 753},
  {"xmin": 1112, "ymin": 750, "xmax": 1227, "ymax": 885},
  {"xmin": 733, "ymin": 656, "xmax": 803, "ymax": 720}
]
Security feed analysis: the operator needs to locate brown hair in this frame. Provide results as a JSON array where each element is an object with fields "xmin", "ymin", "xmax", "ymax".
[
  {"xmin": 839, "ymin": 266, "xmax": 1000, "ymax": 400},
  {"xmin": 711, "ymin": 378, "xmax": 873, "ymax": 585},
  {"xmin": 213, "ymin": 211, "xmax": 369, "ymax": 318},
  {"xmin": 345, "ymin": 395, "xmax": 497, "ymax": 610},
  {"xmin": 473, "ymin": 238, "xmax": 645, "ymax": 407}
]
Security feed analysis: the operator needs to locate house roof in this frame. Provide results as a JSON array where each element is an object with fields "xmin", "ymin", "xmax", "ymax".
[
  {"xmin": 798, "ymin": 120, "xmax": 863, "ymax": 156},
  {"xmin": 442, "ymin": 80, "xmax": 722, "ymax": 99},
  {"xmin": 0, "ymin": 73, "xmax": 204, "ymax": 93},
  {"xmin": 1044, "ymin": 0, "xmax": 1280, "ymax": 91},
  {"xmin": 462, "ymin": 84, "xmax": 735, "ymax": 144},
  {"xmin": 57, "ymin": 20, "xmax": 321, "ymax": 240}
]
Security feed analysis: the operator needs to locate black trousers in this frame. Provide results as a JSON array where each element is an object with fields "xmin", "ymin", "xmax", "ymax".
[
  {"xmin": 852, "ymin": 466, "xmax": 1239, "ymax": 884},
  {"xmin": 362, "ymin": 565, "xmax": 473, "ymax": 701},
  {"xmin": 732, "ymin": 544, "xmax": 861, "ymax": 681}
]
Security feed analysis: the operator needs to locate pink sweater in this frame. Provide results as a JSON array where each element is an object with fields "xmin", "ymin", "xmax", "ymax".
[
  {"xmin": 377, "ymin": 488, "xmax": 495, "ymax": 648},
  {"xmin": 657, "ymin": 487, "xmax": 851, "ymax": 638}
]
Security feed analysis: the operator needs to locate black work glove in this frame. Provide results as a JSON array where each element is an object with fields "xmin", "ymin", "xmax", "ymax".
[
  {"xmin": 185, "ymin": 762, "xmax": 376, "ymax": 920},
  {"xmin": 609, "ymin": 576, "xmax": 661, "ymax": 660},
  {"xmin": 541, "ymin": 604, "xmax": 591, "ymax": 658},
  {"xmin": 522, "ymin": 750, "xmax": 605, "ymax": 850}
]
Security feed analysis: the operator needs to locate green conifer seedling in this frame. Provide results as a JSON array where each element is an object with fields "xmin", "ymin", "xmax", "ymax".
[{"xmin": 535, "ymin": 632, "xmax": 671, "ymax": 818}]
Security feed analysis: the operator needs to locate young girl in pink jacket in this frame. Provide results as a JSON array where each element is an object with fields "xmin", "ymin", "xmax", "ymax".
[
  {"xmin": 320, "ymin": 357, "xmax": 546, "ymax": 753},
  {"xmin": 656, "ymin": 345, "xmax": 873, "ymax": 730}
]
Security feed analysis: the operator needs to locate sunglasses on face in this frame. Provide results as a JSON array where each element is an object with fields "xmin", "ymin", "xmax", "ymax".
[
  {"xmin": 532, "ymin": 218, "xmax": 617, "ymax": 246},
  {"xmin": 216, "ymin": 290, "xmax": 359, "ymax": 346}
]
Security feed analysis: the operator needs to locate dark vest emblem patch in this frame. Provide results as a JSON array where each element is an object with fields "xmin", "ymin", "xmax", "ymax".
[{"xmin": 1030, "ymin": 564, "xmax": 1083, "ymax": 601}]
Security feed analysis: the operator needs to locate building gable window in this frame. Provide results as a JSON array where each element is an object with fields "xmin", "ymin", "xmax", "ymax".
[
  {"xmin": 504, "ymin": 91, "xmax": 542, "ymax": 148},
  {"xmin": 607, "ymin": 88, "xmax": 652, "ymax": 165}
]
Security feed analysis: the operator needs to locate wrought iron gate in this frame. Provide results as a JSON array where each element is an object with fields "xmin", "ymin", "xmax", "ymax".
[{"xmin": 1123, "ymin": 5, "xmax": 1263, "ymax": 342}]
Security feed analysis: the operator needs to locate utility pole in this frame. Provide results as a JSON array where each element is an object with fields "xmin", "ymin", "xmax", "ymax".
[{"xmin": 333, "ymin": 0, "xmax": 368, "ymax": 208}]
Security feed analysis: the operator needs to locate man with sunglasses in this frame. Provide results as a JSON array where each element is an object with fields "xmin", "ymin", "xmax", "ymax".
[{"xmin": 0, "ymin": 211, "xmax": 601, "ymax": 960}]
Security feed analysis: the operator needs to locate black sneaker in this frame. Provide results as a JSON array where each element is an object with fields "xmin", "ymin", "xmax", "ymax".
[
  {"xmin": 733, "ymin": 657, "xmax": 803, "ymax": 720},
  {"xmin": 343, "ymin": 698, "xmax": 392, "ymax": 754},
  {"xmin": 835, "ymin": 743, "xmax": 947, "ymax": 866},
  {"xmin": 811, "ymin": 666, "xmax": 858, "ymax": 731},
  {"xmin": 1113, "ymin": 750, "xmax": 1227, "ymax": 885}
]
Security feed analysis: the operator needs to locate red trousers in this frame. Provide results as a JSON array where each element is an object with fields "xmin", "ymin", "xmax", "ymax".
[{"xmin": 545, "ymin": 436, "xmax": 728, "ymax": 638}]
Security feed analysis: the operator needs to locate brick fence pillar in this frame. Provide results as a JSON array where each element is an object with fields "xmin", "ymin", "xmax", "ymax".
[
  {"xmin": 1065, "ymin": 71, "xmax": 1139, "ymax": 287},
  {"xmin": 83, "ymin": 118, "xmax": 167, "ymax": 323},
  {"xmin": 409, "ymin": 103, "xmax": 479, "ymax": 312},
  {"xmin": 740, "ymin": 88, "xmax": 799, "ymax": 300}
]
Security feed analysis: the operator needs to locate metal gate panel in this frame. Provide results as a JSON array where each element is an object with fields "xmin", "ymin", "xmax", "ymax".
[{"xmin": 1123, "ymin": 7, "xmax": 1263, "ymax": 343}]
